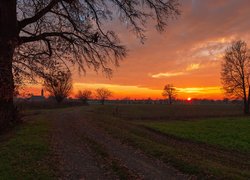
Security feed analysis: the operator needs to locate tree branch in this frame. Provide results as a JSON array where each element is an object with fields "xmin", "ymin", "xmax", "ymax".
[{"xmin": 18, "ymin": 0, "xmax": 60, "ymax": 30}]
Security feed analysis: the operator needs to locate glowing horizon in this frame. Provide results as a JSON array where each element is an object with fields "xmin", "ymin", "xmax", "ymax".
[{"xmin": 21, "ymin": 83, "xmax": 224, "ymax": 100}]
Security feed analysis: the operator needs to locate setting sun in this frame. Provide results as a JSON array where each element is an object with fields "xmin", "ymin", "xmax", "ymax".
[{"xmin": 187, "ymin": 97, "xmax": 192, "ymax": 101}]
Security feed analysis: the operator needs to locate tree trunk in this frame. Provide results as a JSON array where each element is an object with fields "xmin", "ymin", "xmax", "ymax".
[
  {"xmin": 55, "ymin": 96, "xmax": 64, "ymax": 103},
  {"xmin": 168, "ymin": 95, "xmax": 172, "ymax": 105},
  {"xmin": 243, "ymin": 100, "xmax": 249, "ymax": 114},
  {"xmin": 101, "ymin": 99, "xmax": 105, "ymax": 105},
  {"xmin": 243, "ymin": 92, "xmax": 249, "ymax": 115},
  {"xmin": 0, "ymin": 0, "xmax": 18, "ymax": 130},
  {"xmin": 246, "ymin": 85, "xmax": 250, "ymax": 115}
]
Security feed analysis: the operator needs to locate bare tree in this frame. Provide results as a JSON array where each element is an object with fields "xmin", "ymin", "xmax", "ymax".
[
  {"xmin": 221, "ymin": 40, "xmax": 250, "ymax": 114},
  {"xmin": 162, "ymin": 84, "xmax": 177, "ymax": 104},
  {"xmin": 76, "ymin": 89, "xmax": 92, "ymax": 104},
  {"xmin": 44, "ymin": 70, "xmax": 72, "ymax": 103},
  {"xmin": 0, "ymin": 0, "xmax": 180, "ymax": 127},
  {"xmin": 96, "ymin": 88, "xmax": 112, "ymax": 105}
]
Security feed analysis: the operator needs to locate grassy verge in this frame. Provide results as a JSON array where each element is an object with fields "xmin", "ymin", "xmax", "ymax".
[
  {"xmin": 143, "ymin": 117, "xmax": 250, "ymax": 153},
  {"xmin": 0, "ymin": 113, "xmax": 55, "ymax": 179}
]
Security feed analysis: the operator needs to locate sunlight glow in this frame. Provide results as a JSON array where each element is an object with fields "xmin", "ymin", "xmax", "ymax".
[
  {"xmin": 186, "ymin": 63, "xmax": 200, "ymax": 71},
  {"xmin": 151, "ymin": 72, "xmax": 185, "ymax": 78},
  {"xmin": 176, "ymin": 87, "xmax": 222, "ymax": 94},
  {"xmin": 20, "ymin": 83, "xmax": 224, "ymax": 100}
]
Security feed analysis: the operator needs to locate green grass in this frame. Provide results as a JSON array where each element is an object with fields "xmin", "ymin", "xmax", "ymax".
[
  {"xmin": 0, "ymin": 114, "xmax": 55, "ymax": 179},
  {"xmin": 89, "ymin": 105, "xmax": 250, "ymax": 179},
  {"xmin": 143, "ymin": 117, "xmax": 250, "ymax": 153}
]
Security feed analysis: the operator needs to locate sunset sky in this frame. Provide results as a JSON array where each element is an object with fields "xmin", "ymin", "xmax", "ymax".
[{"xmin": 26, "ymin": 0, "xmax": 250, "ymax": 100}]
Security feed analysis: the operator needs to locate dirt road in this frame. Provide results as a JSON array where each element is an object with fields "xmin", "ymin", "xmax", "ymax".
[{"xmin": 50, "ymin": 107, "xmax": 188, "ymax": 180}]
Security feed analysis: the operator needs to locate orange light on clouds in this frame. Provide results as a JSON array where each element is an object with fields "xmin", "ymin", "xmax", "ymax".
[
  {"xmin": 73, "ymin": 83, "xmax": 162, "ymax": 99},
  {"xmin": 17, "ymin": 1, "xmax": 250, "ymax": 101}
]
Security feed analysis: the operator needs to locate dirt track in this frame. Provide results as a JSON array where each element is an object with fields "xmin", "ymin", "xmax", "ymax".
[{"xmin": 50, "ymin": 107, "xmax": 188, "ymax": 180}]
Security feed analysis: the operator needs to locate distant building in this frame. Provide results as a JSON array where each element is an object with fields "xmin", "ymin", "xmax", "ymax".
[{"xmin": 28, "ymin": 89, "xmax": 46, "ymax": 102}]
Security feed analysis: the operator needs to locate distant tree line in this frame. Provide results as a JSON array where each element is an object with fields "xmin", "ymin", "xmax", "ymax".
[{"xmin": 76, "ymin": 88, "xmax": 112, "ymax": 105}]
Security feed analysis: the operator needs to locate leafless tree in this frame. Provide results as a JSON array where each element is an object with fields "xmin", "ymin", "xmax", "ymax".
[
  {"xmin": 0, "ymin": 0, "xmax": 180, "ymax": 127},
  {"xmin": 44, "ymin": 70, "xmax": 72, "ymax": 103},
  {"xmin": 221, "ymin": 40, "xmax": 250, "ymax": 114},
  {"xmin": 162, "ymin": 84, "xmax": 177, "ymax": 104},
  {"xmin": 76, "ymin": 89, "xmax": 92, "ymax": 104},
  {"xmin": 96, "ymin": 88, "xmax": 112, "ymax": 105}
]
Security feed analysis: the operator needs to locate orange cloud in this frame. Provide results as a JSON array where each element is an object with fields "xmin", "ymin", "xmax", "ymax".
[
  {"xmin": 74, "ymin": 83, "xmax": 162, "ymax": 99},
  {"xmin": 151, "ymin": 63, "xmax": 201, "ymax": 79},
  {"xmin": 151, "ymin": 72, "xmax": 186, "ymax": 78},
  {"xmin": 186, "ymin": 63, "xmax": 200, "ymax": 71}
]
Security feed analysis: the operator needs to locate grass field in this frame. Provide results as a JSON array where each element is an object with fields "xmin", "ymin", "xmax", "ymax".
[
  {"xmin": 91, "ymin": 104, "xmax": 250, "ymax": 179},
  {"xmin": 143, "ymin": 117, "xmax": 250, "ymax": 153},
  {"xmin": 0, "ymin": 113, "xmax": 55, "ymax": 179},
  {"xmin": 109, "ymin": 104, "xmax": 243, "ymax": 120}
]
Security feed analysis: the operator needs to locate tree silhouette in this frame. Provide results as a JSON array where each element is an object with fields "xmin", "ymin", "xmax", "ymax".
[
  {"xmin": 221, "ymin": 40, "xmax": 250, "ymax": 114},
  {"xmin": 76, "ymin": 89, "xmax": 92, "ymax": 105},
  {"xmin": 44, "ymin": 70, "xmax": 72, "ymax": 103},
  {"xmin": 162, "ymin": 84, "xmax": 177, "ymax": 104},
  {"xmin": 96, "ymin": 88, "xmax": 112, "ymax": 105},
  {"xmin": 0, "ymin": 0, "xmax": 180, "ymax": 128}
]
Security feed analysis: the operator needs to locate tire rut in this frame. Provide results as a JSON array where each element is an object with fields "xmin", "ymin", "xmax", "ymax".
[
  {"xmin": 50, "ymin": 108, "xmax": 189, "ymax": 180},
  {"xmin": 51, "ymin": 110, "xmax": 116, "ymax": 180}
]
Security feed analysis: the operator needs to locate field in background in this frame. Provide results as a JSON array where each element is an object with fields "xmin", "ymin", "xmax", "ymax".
[
  {"xmin": 98, "ymin": 104, "xmax": 243, "ymax": 120},
  {"xmin": 90, "ymin": 104, "xmax": 250, "ymax": 178},
  {"xmin": 143, "ymin": 117, "xmax": 250, "ymax": 153}
]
